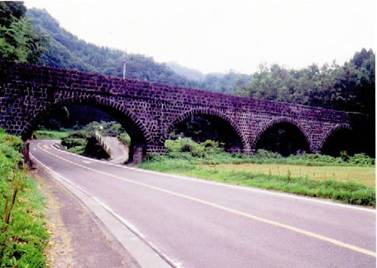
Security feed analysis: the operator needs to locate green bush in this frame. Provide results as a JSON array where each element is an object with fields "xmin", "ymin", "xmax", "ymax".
[
  {"xmin": 165, "ymin": 138, "xmax": 224, "ymax": 158},
  {"xmin": 348, "ymin": 153, "xmax": 375, "ymax": 166},
  {"xmin": 201, "ymin": 140, "xmax": 223, "ymax": 154},
  {"xmin": 162, "ymin": 138, "xmax": 374, "ymax": 167},
  {"xmin": 118, "ymin": 132, "xmax": 131, "ymax": 145},
  {"xmin": 254, "ymin": 149, "xmax": 282, "ymax": 159}
]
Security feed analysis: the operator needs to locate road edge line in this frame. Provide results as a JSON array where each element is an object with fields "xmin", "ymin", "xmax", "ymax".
[{"xmin": 30, "ymin": 152, "xmax": 176, "ymax": 268}]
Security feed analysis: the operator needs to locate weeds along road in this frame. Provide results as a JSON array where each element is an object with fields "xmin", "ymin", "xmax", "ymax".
[{"xmin": 30, "ymin": 140, "xmax": 376, "ymax": 268}]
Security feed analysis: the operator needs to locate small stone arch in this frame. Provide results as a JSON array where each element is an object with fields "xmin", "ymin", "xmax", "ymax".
[
  {"xmin": 252, "ymin": 117, "xmax": 311, "ymax": 155},
  {"xmin": 22, "ymin": 94, "xmax": 152, "ymax": 162},
  {"xmin": 320, "ymin": 123, "xmax": 353, "ymax": 155},
  {"xmin": 166, "ymin": 108, "xmax": 248, "ymax": 152}
]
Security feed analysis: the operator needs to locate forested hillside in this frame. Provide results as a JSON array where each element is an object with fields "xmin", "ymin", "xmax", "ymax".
[
  {"xmin": 26, "ymin": 8, "xmax": 250, "ymax": 93},
  {"xmin": 26, "ymin": 8, "xmax": 198, "ymax": 88},
  {"xmin": 238, "ymin": 49, "xmax": 375, "ymax": 117},
  {"xmin": 167, "ymin": 62, "xmax": 251, "ymax": 94}
]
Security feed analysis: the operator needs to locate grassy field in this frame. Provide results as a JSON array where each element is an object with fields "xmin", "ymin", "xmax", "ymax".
[
  {"xmin": 33, "ymin": 129, "xmax": 72, "ymax": 140},
  {"xmin": 139, "ymin": 139, "xmax": 375, "ymax": 206},
  {"xmin": 0, "ymin": 129, "xmax": 48, "ymax": 266},
  {"xmin": 202, "ymin": 163, "xmax": 375, "ymax": 187},
  {"xmin": 141, "ymin": 159, "xmax": 375, "ymax": 206}
]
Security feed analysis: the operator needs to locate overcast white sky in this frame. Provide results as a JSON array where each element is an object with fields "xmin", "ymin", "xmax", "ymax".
[{"xmin": 25, "ymin": 0, "xmax": 375, "ymax": 74}]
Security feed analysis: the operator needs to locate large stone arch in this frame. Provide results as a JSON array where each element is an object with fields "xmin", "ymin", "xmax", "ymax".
[
  {"xmin": 22, "ymin": 94, "xmax": 152, "ymax": 162},
  {"xmin": 320, "ymin": 123, "xmax": 353, "ymax": 155},
  {"xmin": 252, "ymin": 117, "xmax": 311, "ymax": 155},
  {"xmin": 166, "ymin": 108, "xmax": 248, "ymax": 153}
]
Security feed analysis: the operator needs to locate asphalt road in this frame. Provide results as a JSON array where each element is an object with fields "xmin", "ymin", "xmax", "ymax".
[{"xmin": 30, "ymin": 140, "xmax": 376, "ymax": 268}]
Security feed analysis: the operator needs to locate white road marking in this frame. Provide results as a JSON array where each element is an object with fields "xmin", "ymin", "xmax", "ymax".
[
  {"xmin": 92, "ymin": 197, "xmax": 146, "ymax": 239},
  {"xmin": 30, "ymin": 151, "xmax": 178, "ymax": 268},
  {"xmin": 36, "ymin": 142, "xmax": 376, "ymax": 258}
]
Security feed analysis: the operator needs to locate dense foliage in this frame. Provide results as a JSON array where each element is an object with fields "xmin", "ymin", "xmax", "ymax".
[
  {"xmin": 0, "ymin": 2, "xmax": 46, "ymax": 63},
  {"xmin": 167, "ymin": 62, "xmax": 251, "ymax": 94},
  {"xmin": 158, "ymin": 138, "xmax": 374, "ymax": 166},
  {"xmin": 0, "ymin": 129, "xmax": 48, "ymax": 267},
  {"xmin": 237, "ymin": 50, "xmax": 375, "ymax": 156},
  {"xmin": 238, "ymin": 49, "xmax": 375, "ymax": 116}
]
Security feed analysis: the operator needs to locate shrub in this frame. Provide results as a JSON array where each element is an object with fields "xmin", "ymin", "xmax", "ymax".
[
  {"xmin": 0, "ymin": 129, "xmax": 48, "ymax": 266},
  {"xmin": 201, "ymin": 140, "xmax": 223, "ymax": 154},
  {"xmin": 164, "ymin": 138, "xmax": 225, "ymax": 158},
  {"xmin": 167, "ymin": 138, "xmax": 206, "ymax": 157},
  {"xmin": 254, "ymin": 149, "xmax": 281, "ymax": 159},
  {"xmin": 162, "ymin": 138, "xmax": 375, "ymax": 167},
  {"xmin": 348, "ymin": 153, "xmax": 375, "ymax": 166}
]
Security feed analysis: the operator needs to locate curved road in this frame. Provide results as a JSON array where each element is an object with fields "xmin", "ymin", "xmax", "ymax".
[{"xmin": 31, "ymin": 140, "xmax": 375, "ymax": 268}]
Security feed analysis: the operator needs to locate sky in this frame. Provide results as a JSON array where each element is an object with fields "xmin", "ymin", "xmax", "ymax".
[{"xmin": 25, "ymin": 0, "xmax": 375, "ymax": 74}]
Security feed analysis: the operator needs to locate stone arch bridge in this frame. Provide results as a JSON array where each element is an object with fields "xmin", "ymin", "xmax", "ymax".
[{"xmin": 0, "ymin": 61, "xmax": 366, "ymax": 162}]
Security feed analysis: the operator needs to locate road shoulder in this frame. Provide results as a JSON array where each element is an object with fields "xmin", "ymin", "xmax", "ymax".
[{"xmin": 32, "ymin": 169, "xmax": 140, "ymax": 268}]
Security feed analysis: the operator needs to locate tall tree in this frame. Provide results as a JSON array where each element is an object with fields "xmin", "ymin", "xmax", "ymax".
[{"xmin": 0, "ymin": 2, "xmax": 46, "ymax": 63}]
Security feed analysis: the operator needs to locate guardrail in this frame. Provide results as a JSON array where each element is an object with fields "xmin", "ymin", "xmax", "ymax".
[{"xmin": 94, "ymin": 130, "xmax": 112, "ymax": 157}]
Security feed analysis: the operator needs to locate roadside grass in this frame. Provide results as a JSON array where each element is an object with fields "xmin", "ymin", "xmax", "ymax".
[
  {"xmin": 33, "ymin": 129, "xmax": 72, "ymax": 140},
  {"xmin": 140, "ymin": 159, "xmax": 375, "ymax": 207},
  {"xmin": 205, "ymin": 163, "xmax": 375, "ymax": 187},
  {"xmin": 0, "ymin": 129, "xmax": 48, "ymax": 267},
  {"xmin": 139, "ymin": 138, "xmax": 375, "ymax": 207}
]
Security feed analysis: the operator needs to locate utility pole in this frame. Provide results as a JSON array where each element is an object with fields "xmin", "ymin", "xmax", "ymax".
[{"xmin": 122, "ymin": 52, "xmax": 127, "ymax": 80}]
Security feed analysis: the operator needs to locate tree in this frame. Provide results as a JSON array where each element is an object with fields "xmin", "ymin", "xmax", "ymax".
[{"xmin": 0, "ymin": 2, "xmax": 46, "ymax": 63}]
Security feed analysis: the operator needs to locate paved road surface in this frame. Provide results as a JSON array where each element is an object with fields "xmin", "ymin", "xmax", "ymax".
[{"xmin": 30, "ymin": 140, "xmax": 376, "ymax": 268}]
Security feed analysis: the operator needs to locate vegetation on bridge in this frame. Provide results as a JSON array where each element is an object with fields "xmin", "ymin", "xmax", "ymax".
[
  {"xmin": 140, "ymin": 138, "xmax": 375, "ymax": 207},
  {"xmin": 0, "ymin": 129, "xmax": 48, "ymax": 267}
]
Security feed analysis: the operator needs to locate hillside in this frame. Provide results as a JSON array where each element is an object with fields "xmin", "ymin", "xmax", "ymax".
[
  {"xmin": 26, "ymin": 8, "xmax": 198, "ymax": 88},
  {"xmin": 26, "ymin": 8, "xmax": 250, "ymax": 93},
  {"xmin": 167, "ymin": 61, "xmax": 251, "ymax": 94}
]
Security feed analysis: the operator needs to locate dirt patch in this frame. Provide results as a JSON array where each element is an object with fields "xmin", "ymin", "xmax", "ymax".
[{"xmin": 33, "ymin": 170, "xmax": 74, "ymax": 267}]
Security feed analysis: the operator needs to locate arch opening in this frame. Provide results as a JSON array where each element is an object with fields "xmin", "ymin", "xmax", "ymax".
[
  {"xmin": 256, "ymin": 122, "xmax": 309, "ymax": 156},
  {"xmin": 24, "ymin": 101, "xmax": 148, "ymax": 164},
  {"xmin": 168, "ymin": 113, "xmax": 244, "ymax": 153},
  {"xmin": 321, "ymin": 128, "xmax": 358, "ymax": 157}
]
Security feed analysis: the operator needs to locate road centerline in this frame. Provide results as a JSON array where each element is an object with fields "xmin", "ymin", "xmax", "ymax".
[{"xmin": 35, "ymin": 142, "xmax": 376, "ymax": 258}]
